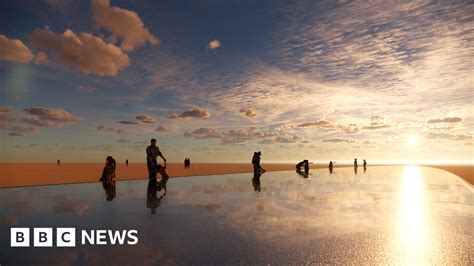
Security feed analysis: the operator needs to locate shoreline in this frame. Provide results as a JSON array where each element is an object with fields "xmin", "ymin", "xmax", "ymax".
[{"xmin": 0, "ymin": 163, "xmax": 472, "ymax": 188}]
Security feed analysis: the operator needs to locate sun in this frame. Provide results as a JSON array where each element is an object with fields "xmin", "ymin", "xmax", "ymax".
[{"xmin": 407, "ymin": 136, "xmax": 418, "ymax": 146}]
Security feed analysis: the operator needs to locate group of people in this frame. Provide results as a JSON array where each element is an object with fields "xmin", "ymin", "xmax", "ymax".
[
  {"xmin": 184, "ymin": 158, "xmax": 191, "ymax": 168},
  {"xmin": 98, "ymin": 138, "xmax": 369, "ymax": 206}
]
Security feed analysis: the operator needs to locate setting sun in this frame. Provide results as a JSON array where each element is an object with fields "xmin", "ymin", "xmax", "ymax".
[{"xmin": 407, "ymin": 136, "xmax": 419, "ymax": 146}]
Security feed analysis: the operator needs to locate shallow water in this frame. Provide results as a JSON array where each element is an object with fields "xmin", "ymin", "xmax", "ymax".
[{"xmin": 0, "ymin": 166, "xmax": 472, "ymax": 265}]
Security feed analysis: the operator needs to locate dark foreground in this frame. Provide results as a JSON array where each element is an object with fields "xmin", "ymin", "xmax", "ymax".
[{"xmin": 0, "ymin": 166, "xmax": 472, "ymax": 265}]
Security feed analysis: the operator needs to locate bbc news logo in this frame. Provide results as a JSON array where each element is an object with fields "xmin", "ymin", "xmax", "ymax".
[{"xmin": 10, "ymin": 228, "xmax": 138, "ymax": 247}]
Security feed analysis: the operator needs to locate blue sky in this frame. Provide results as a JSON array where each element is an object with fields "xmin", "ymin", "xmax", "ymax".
[{"xmin": 0, "ymin": 0, "xmax": 473, "ymax": 163}]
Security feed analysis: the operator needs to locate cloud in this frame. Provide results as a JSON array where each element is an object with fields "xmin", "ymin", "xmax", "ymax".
[
  {"xmin": 97, "ymin": 124, "xmax": 125, "ymax": 134},
  {"xmin": 298, "ymin": 120, "xmax": 334, "ymax": 128},
  {"xmin": 33, "ymin": 51, "xmax": 48, "ymax": 64},
  {"xmin": 207, "ymin": 39, "xmax": 221, "ymax": 50},
  {"xmin": 0, "ymin": 35, "xmax": 33, "ymax": 63},
  {"xmin": 155, "ymin": 125, "xmax": 166, "ymax": 132},
  {"xmin": 23, "ymin": 107, "xmax": 78, "ymax": 122},
  {"xmin": 20, "ymin": 117, "xmax": 56, "ymax": 127},
  {"xmin": 117, "ymin": 138, "xmax": 131, "ymax": 143},
  {"xmin": 0, "ymin": 106, "xmax": 15, "ymax": 122},
  {"xmin": 239, "ymin": 108, "xmax": 258, "ymax": 118},
  {"xmin": 0, "ymin": 124, "xmax": 38, "ymax": 137},
  {"xmin": 425, "ymin": 133, "xmax": 471, "ymax": 141},
  {"xmin": 91, "ymin": 0, "xmax": 159, "ymax": 52},
  {"xmin": 136, "ymin": 115, "xmax": 157, "ymax": 124},
  {"xmin": 118, "ymin": 120, "xmax": 138, "ymax": 125},
  {"xmin": 275, "ymin": 135, "xmax": 303, "ymax": 143},
  {"xmin": 296, "ymin": 119, "xmax": 359, "ymax": 134},
  {"xmin": 28, "ymin": 28, "xmax": 129, "ymax": 76},
  {"xmin": 361, "ymin": 116, "xmax": 391, "ymax": 130},
  {"xmin": 427, "ymin": 117, "xmax": 462, "ymax": 124},
  {"xmin": 167, "ymin": 109, "xmax": 211, "ymax": 119},
  {"xmin": 322, "ymin": 138, "xmax": 355, "ymax": 143}
]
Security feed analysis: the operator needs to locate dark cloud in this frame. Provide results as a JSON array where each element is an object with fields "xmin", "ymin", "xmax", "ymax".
[
  {"xmin": 0, "ymin": 106, "xmax": 15, "ymax": 122},
  {"xmin": 97, "ymin": 124, "xmax": 125, "ymax": 134},
  {"xmin": 136, "ymin": 115, "xmax": 157, "ymax": 124},
  {"xmin": 427, "ymin": 117, "xmax": 462, "ymax": 124},
  {"xmin": 22, "ymin": 107, "xmax": 78, "ymax": 128},
  {"xmin": 118, "ymin": 120, "xmax": 139, "ymax": 125},
  {"xmin": 167, "ymin": 109, "xmax": 211, "ymax": 119},
  {"xmin": 361, "ymin": 116, "xmax": 391, "ymax": 130},
  {"xmin": 322, "ymin": 138, "xmax": 355, "ymax": 143}
]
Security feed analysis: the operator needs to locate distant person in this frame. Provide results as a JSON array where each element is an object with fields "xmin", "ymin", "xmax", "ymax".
[
  {"xmin": 126, "ymin": 159, "xmax": 129, "ymax": 166},
  {"xmin": 57, "ymin": 159, "xmax": 60, "ymax": 166},
  {"xmin": 184, "ymin": 158, "xmax": 187, "ymax": 168},
  {"xmin": 252, "ymin": 171, "xmax": 263, "ymax": 192},
  {"xmin": 146, "ymin": 178, "xmax": 165, "ymax": 214},
  {"xmin": 252, "ymin": 151, "xmax": 266, "ymax": 175},
  {"xmin": 187, "ymin": 158, "xmax": 191, "ymax": 168},
  {"xmin": 146, "ymin": 138, "xmax": 167, "ymax": 179},
  {"xmin": 99, "ymin": 156, "xmax": 116, "ymax": 182},
  {"xmin": 354, "ymin": 158, "xmax": 358, "ymax": 174},
  {"xmin": 329, "ymin": 161, "xmax": 334, "ymax": 174},
  {"xmin": 363, "ymin": 159, "xmax": 367, "ymax": 173}
]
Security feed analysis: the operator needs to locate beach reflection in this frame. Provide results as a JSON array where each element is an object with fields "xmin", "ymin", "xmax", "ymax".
[
  {"xmin": 396, "ymin": 166, "xmax": 431, "ymax": 263},
  {"xmin": 0, "ymin": 166, "xmax": 472, "ymax": 265}
]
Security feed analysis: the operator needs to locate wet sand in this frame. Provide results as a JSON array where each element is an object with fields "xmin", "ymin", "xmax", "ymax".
[{"xmin": 0, "ymin": 163, "xmax": 472, "ymax": 188}]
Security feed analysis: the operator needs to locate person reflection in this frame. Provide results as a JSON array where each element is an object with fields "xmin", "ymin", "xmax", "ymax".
[
  {"xmin": 102, "ymin": 180, "xmax": 116, "ymax": 201},
  {"xmin": 252, "ymin": 171, "xmax": 263, "ymax": 192},
  {"xmin": 147, "ymin": 178, "xmax": 166, "ymax": 214}
]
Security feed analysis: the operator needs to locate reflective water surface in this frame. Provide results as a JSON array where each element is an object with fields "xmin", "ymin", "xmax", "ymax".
[{"xmin": 0, "ymin": 166, "xmax": 472, "ymax": 265}]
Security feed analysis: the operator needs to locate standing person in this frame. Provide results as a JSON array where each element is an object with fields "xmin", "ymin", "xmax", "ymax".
[
  {"xmin": 57, "ymin": 159, "xmax": 60, "ymax": 166},
  {"xmin": 146, "ymin": 138, "xmax": 167, "ymax": 179},
  {"xmin": 354, "ymin": 158, "xmax": 358, "ymax": 174},
  {"xmin": 329, "ymin": 161, "xmax": 333, "ymax": 174},
  {"xmin": 184, "ymin": 158, "xmax": 187, "ymax": 168},
  {"xmin": 363, "ymin": 159, "xmax": 367, "ymax": 173},
  {"xmin": 252, "ymin": 151, "xmax": 266, "ymax": 174},
  {"xmin": 126, "ymin": 159, "xmax": 129, "ymax": 166},
  {"xmin": 187, "ymin": 158, "xmax": 191, "ymax": 168}
]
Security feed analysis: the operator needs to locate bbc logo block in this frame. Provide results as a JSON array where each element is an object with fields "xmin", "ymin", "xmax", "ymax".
[{"xmin": 10, "ymin": 227, "xmax": 76, "ymax": 247}]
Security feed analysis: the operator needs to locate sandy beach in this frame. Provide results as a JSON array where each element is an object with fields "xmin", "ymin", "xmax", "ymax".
[{"xmin": 0, "ymin": 163, "xmax": 472, "ymax": 188}]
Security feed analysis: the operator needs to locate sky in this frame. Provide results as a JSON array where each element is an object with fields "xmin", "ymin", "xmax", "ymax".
[{"xmin": 0, "ymin": 0, "xmax": 473, "ymax": 163}]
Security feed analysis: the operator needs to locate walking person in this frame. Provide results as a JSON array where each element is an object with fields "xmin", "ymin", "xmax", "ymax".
[
  {"xmin": 146, "ymin": 138, "xmax": 167, "ymax": 179},
  {"xmin": 126, "ymin": 159, "xmax": 129, "ymax": 166},
  {"xmin": 363, "ymin": 159, "xmax": 367, "ymax": 173}
]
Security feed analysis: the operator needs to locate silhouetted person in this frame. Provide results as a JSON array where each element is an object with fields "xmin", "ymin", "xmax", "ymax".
[
  {"xmin": 146, "ymin": 138, "xmax": 167, "ymax": 179},
  {"xmin": 329, "ymin": 161, "xmax": 334, "ymax": 174},
  {"xmin": 100, "ymin": 156, "xmax": 116, "ymax": 182},
  {"xmin": 363, "ymin": 159, "xmax": 367, "ymax": 173},
  {"xmin": 126, "ymin": 159, "xmax": 129, "ymax": 166},
  {"xmin": 147, "ymin": 178, "xmax": 165, "ymax": 214},
  {"xmin": 252, "ymin": 171, "xmax": 263, "ymax": 192},
  {"xmin": 354, "ymin": 158, "xmax": 358, "ymax": 174},
  {"xmin": 252, "ymin": 151, "xmax": 266, "ymax": 175},
  {"xmin": 296, "ymin": 159, "xmax": 310, "ymax": 178},
  {"xmin": 101, "ymin": 180, "xmax": 116, "ymax": 201},
  {"xmin": 187, "ymin": 158, "xmax": 191, "ymax": 168},
  {"xmin": 57, "ymin": 159, "xmax": 60, "ymax": 166},
  {"xmin": 184, "ymin": 158, "xmax": 187, "ymax": 168}
]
